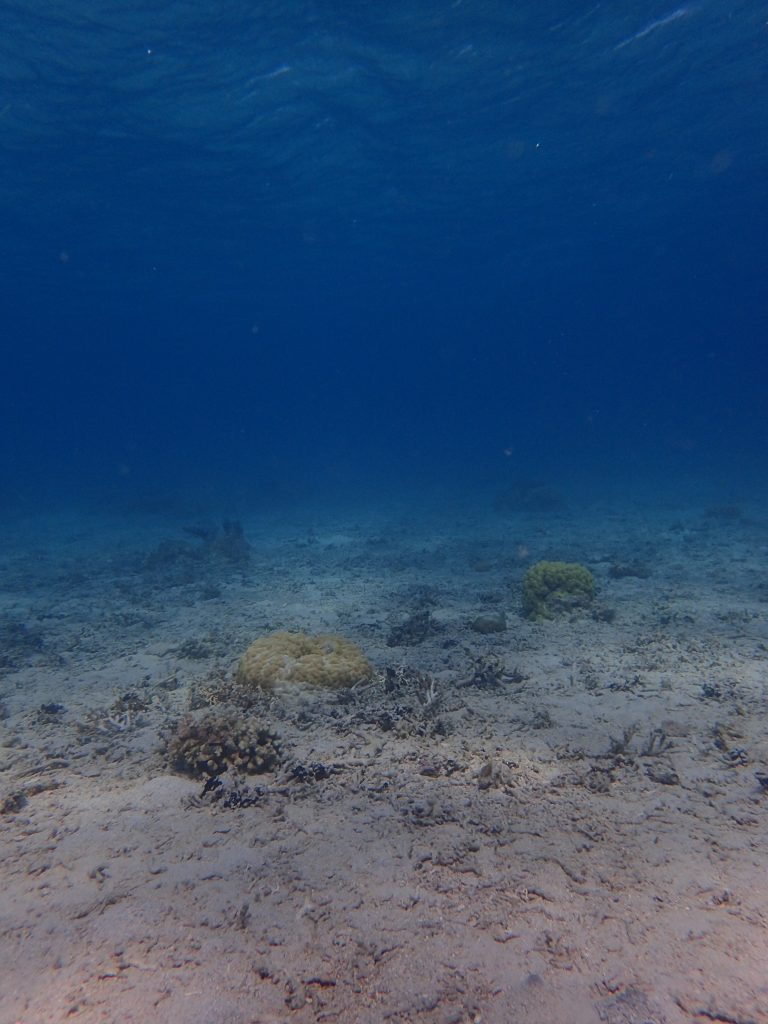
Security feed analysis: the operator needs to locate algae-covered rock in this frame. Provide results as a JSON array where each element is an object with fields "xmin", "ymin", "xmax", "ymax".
[
  {"xmin": 521, "ymin": 561, "xmax": 596, "ymax": 621},
  {"xmin": 470, "ymin": 611, "xmax": 507, "ymax": 634},
  {"xmin": 235, "ymin": 630, "xmax": 373, "ymax": 690}
]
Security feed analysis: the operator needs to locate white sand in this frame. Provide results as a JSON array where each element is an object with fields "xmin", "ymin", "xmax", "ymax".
[{"xmin": 1, "ymin": 498, "xmax": 766, "ymax": 1024}]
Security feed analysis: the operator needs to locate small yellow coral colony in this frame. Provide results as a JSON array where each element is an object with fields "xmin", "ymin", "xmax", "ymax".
[
  {"xmin": 521, "ymin": 560, "xmax": 596, "ymax": 621},
  {"xmin": 235, "ymin": 630, "xmax": 374, "ymax": 690}
]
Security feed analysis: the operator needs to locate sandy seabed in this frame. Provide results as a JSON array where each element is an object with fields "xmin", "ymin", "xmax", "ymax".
[{"xmin": 1, "ymin": 497, "xmax": 767, "ymax": 1024}]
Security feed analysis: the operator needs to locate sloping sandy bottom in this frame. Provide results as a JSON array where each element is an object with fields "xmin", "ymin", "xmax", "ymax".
[{"xmin": 1, "ymin": 499, "xmax": 767, "ymax": 1024}]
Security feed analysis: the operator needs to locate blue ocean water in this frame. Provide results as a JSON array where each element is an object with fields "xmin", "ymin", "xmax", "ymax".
[{"xmin": 1, "ymin": 0, "xmax": 765, "ymax": 512}]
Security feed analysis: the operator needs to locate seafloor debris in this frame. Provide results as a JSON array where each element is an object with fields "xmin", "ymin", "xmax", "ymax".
[
  {"xmin": 386, "ymin": 608, "xmax": 439, "ymax": 647},
  {"xmin": 76, "ymin": 691, "xmax": 151, "ymax": 738},
  {"xmin": 465, "ymin": 654, "xmax": 506, "ymax": 689},
  {"xmin": 0, "ymin": 616, "xmax": 44, "ymax": 674},
  {"xmin": 198, "ymin": 770, "xmax": 266, "ymax": 808},
  {"xmin": 382, "ymin": 665, "xmax": 440, "ymax": 708},
  {"xmin": 189, "ymin": 670, "xmax": 249, "ymax": 710},
  {"xmin": 0, "ymin": 790, "xmax": 28, "ymax": 814},
  {"xmin": 470, "ymin": 610, "xmax": 507, "ymax": 634}
]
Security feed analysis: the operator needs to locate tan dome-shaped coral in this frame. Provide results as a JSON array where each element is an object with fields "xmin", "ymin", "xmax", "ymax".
[{"xmin": 235, "ymin": 630, "xmax": 373, "ymax": 690}]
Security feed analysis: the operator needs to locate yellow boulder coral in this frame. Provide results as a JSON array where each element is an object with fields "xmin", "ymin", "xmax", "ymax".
[
  {"xmin": 235, "ymin": 630, "xmax": 373, "ymax": 690},
  {"xmin": 521, "ymin": 560, "xmax": 596, "ymax": 621}
]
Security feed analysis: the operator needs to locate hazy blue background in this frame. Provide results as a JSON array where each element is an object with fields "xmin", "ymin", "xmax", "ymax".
[{"xmin": 1, "ymin": 0, "xmax": 765, "ymax": 512}]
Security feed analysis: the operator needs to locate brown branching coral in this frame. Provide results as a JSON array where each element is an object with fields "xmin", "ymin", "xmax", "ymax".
[{"xmin": 167, "ymin": 709, "xmax": 282, "ymax": 778}]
